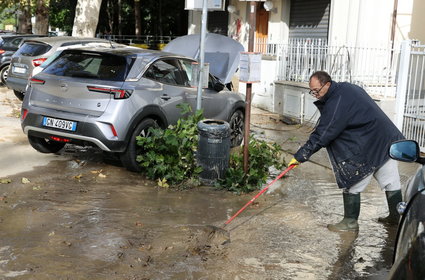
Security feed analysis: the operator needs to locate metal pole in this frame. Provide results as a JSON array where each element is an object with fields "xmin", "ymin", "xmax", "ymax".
[
  {"xmin": 395, "ymin": 40, "xmax": 411, "ymax": 130},
  {"xmin": 243, "ymin": 1, "xmax": 256, "ymax": 174},
  {"xmin": 390, "ymin": 0, "xmax": 398, "ymax": 67},
  {"xmin": 197, "ymin": 0, "xmax": 208, "ymax": 110}
]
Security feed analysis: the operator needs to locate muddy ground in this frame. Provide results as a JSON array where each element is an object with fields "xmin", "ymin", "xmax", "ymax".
[{"xmin": 0, "ymin": 87, "xmax": 419, "ymax": 279}]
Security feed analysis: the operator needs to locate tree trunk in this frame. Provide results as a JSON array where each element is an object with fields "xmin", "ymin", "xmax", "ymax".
[
  {"xmin": 158, "ymin": 0, "xmax": 162, "ymax": 37},
  {"xmin": 106, "ymin": 0, "xmax": 113, "ymax": 33},
  {"xmin": 19, "ymin": 0, "xmax": 32, "ymax": 34},
  {"xmin": 72, "ymin": 0, "xmax": 103, "ymax": 37},
  {"xmin": 134, "ymin": 0, "xmax": 142, "ymax": 37},
  {"xmin": 34, "ymin": 0, "xmax": 49, "ymax": 35},
  {"xmin": 118, "ymin": 0, "xmax": 122, "ymax": 36},
  {"xmin": 106, "ymin": 0, "xmax": 119, "ymax": 35}
]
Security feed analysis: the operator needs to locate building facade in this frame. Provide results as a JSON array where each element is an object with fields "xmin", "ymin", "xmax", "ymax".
[{"xmin": 187, "ymin": 0, "xmax": 424, "ymax": 128}]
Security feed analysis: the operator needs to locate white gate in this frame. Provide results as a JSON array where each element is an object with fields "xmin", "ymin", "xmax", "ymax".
[
  {"xmin": 395, "ymin": 40, "xmax": 425, "ymax": 152},
  {"xmin": 276, "ymin": 39, "xmax": 399, "ymax": 98}
]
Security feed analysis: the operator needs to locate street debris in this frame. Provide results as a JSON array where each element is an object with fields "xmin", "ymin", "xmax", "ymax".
[
  {"xmin": 21, "ymin": 177, "xmax": 31, "ymax": 184},
  {"xmin": 157, "ymin": 178, "xmax": 169, "ymax": 188},
  {"xmin": 0, "ymin": 178, "xmax": 11, "ymax": 184}
]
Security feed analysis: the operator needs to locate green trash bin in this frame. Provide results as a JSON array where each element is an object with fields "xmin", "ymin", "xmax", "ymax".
[{"xmin": 197, "ymin": 119, "xmax": 231, "ymax": 185}]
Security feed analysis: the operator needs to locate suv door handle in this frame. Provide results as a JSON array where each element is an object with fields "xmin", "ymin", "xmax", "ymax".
[{"xmin": 160, "ymin": 94, "xmax": 171, "ymax": 101}]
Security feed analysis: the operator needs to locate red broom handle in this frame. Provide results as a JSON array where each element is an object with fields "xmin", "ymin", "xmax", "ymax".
[{"xmin": 224, "ymin": 164, "xmax": 295, "ymax": 225}]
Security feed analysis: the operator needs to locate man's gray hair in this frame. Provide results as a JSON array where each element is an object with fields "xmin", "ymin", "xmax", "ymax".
[{"xmin": 310, "ymin": 71, "xmax": 331, "ymax": 85}]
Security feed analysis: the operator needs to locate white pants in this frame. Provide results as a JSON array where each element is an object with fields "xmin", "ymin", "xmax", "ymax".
[{"xmin": 346, "ymin": 159, "xmax": 401, "ymax": 194}]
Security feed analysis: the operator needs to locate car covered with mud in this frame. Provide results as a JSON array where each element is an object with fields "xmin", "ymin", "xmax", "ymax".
[{"xmin": 387, "ymin": 140, "xmax": 425, "ymax": 279}]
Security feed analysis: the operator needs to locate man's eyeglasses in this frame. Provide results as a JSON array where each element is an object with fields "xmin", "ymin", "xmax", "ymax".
[{"xmin": 309, "ymin": 83, "xmax": 326, "ymax": 96}]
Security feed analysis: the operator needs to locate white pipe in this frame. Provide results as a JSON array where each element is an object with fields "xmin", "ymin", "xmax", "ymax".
[{"xmin": 197, "ymin": 0, "xmax": 208, "ymax": 110}]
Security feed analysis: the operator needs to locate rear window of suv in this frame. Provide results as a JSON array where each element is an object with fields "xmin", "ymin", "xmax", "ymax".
[
  {"xmin": 43, "ymin": 51, "xmax": 132, "ymax": 81},
  {"xmin": 15, "ymin": 42, "xmax": 51, "ymax": 56}
]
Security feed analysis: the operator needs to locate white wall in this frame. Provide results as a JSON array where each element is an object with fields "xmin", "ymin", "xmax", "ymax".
[
  {"xmin": 266, "ymin": 0, "xmax": 290, "ymax": 44},
  {"xmin": 398, "ymin": 0, "xmax": 414, "ymax": 41},
  {"xmin": 329, "ymin": 0, "xmax": 414, "ymax": 46}
]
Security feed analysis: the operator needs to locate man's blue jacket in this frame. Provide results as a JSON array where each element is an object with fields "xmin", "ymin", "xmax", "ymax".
[{"xmin": 294, "ymin": 81, "xmax": 404, "ymax": 189}]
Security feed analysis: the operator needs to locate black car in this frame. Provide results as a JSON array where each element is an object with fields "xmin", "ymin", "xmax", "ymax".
[
  {"xmin": 387, "ymin": 140, "xmax": 425, "ymax": 279},
  {"xmin": 0, "ymin": 34, "xmax": 45, "ymax": 85}
]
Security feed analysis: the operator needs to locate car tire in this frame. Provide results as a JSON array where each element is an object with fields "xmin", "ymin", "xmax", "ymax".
[
  {"xmin": 120, "ymin": 118, "xmax": 158, "ymax": 172},
  {"xmin": 0, "ymin": 65, "xmax": 9, "ymax": 86},
  {"xmin": 229, "ymin": 109, "xmax": 244, "ymax": 147},
  {"xmin": 28, "ymin": 135, "xmax": 66, "ymax": 153},
  {"xmin": 13, "ymin": 90, "xmax": 25, "ymax": 101}
]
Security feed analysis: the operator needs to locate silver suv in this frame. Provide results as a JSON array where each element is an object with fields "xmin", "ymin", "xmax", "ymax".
[
  {"xmin": 21, "ymin": 46, "xmax": 245, "ymax": 172},
  {"xmin": 7, "ymin": 36, "xmax": 118, "ymax": 100}
]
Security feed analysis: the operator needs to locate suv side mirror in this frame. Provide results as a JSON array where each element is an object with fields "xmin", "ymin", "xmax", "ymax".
[
  {"xmin": 213, "ymin": 80, "xmax": 225, "ymax": 92},
  {"xmin": 389, "ymin": 140, "xmax": 420, "ymax": 162},
  {"xmin": 208, "ymin": 74, "xmax": 225, "ymax": 92}
]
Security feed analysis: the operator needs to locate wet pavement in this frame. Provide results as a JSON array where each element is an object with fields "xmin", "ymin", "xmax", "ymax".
[{"xmin": 0, "ymin": 86, "xmax": 420, "ymax": 279}]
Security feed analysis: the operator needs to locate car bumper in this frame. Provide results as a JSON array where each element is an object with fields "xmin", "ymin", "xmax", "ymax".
[
  {"xmin": 22, "ymin": 111, "xmax": 127, "ymax": 152},
  {"xmin": 6, "ymin": 75, "xmax": 27, "ymax": 92}
]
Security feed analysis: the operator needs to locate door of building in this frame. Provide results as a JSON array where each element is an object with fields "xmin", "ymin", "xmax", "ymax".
[{"xmin": 255, "ymin": 3, "xmax": 269, "ymax": 53}]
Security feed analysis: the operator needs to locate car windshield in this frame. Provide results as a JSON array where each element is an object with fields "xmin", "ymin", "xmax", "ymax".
[
  {"xmin": 43, "ymin": 51, "xmax": 131, "ymax": 81},
  {"xmin": 0, "ymin": 37, "xmax": 15, "ymax": 48},
  {"xmin": 14, "ymin": 42, "xmax": 52, "ymax": 56}
]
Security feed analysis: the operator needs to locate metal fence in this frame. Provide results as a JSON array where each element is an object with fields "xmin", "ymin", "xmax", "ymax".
[
  {"xmin": 395, "ymin": 41, "xmax": 425, "ymax": 152},
  {"xmin": 98, "ymin": 35, "xmax": 177, "ymax": 49},
  {"xmin": 256, "ymin": 38, "xmax": 400, "ymax": 98}
]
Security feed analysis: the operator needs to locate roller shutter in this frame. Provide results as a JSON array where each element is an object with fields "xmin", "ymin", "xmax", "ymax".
[
  {"xmin": 207, "ymin": 0, "xmax": 229, "ymax": 36},
  {"xmin": 289, "ymin": 0, "xmax": 330, "ymax": 39},
  {"xmin": 208, "ymin": 10, "xmax": 229, "ymax": 36}
]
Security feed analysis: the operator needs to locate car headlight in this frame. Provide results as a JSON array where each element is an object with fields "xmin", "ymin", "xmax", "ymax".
[{"xmin": 397, "ymin": 201, "xmax": 407, "ymax": 215}]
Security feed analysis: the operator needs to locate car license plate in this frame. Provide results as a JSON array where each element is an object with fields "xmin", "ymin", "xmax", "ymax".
[
  {"xmin": 42, "ymin": 117, "xmax": 77, "ymax": 131},
  {"xmin": 12, "ymin": 66, "xmax": 27, "ymax": 74}
]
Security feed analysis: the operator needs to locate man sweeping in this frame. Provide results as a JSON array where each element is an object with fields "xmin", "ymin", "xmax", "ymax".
[{"xmin": 289, "ymin": 71, "xmax": 405, "ymax": 232}]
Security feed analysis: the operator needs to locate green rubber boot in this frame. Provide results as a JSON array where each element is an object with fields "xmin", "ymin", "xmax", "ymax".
[
  {"xmin": 378, "ymin": 190, "xmax": 402, "ymax": 225},
  {"xmin": 327, "ymin": 192, "xmax": 360, "ymax": 232}
]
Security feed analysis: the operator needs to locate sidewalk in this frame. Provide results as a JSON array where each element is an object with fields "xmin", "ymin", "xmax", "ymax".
[{"xmin": 0, "ymin": 87, "xmax": 63, "ymax": 177}]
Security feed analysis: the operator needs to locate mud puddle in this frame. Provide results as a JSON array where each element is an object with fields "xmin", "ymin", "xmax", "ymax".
[
  {"xmin": 0, "ymin": 147, "xmax": 400, "ymax": 279},
  {"xmin": 0, "ymin": 87, "xmax": 409, "ymax": 279}
]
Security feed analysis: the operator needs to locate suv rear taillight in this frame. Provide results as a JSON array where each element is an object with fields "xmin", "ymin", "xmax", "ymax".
[
  {"xmin": 32, "ymin": 58, "xmax": 47, "ymax": 67},
  {"xmin": 0, "ymin": 49, "xmax": 5, "ymax": 55},
  {"xmin": 30, "ymin": 77, "xmax": 45, "ymax": 85},
  {"xmin": 50, "ymin": 136, "xmax": 71, "ymax": 143},
  {"xmin": 87, "ymin": 86, "xmax": 133, "ymax": 99},
  {"xmin": 21, "ymin": 109, "xmax": 28, "ymax": 121}
]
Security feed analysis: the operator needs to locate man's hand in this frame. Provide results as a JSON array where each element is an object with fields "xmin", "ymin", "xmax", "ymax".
[{"xmin": 289, "ymin": 157, "xmax": 300, "ymax": 168}]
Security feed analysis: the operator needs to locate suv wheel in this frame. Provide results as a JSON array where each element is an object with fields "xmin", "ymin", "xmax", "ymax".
[
  {"xmin": 229, "ymin": 110, "xmax": 244, "ymax": 147},
  {"xmin": 120, "ymin": 118, "xmax": 158, "ymax": 172},
  {"xmin": 0, "ymin": 65, "xmax": 9, "ymax": 86},
  {"xmin": 13, "ymin": 90, "xmax": 25, "ymax": 101},
  {"xmin": 28, "ymin": 135, "xmax": 66, "ymax": 153}
]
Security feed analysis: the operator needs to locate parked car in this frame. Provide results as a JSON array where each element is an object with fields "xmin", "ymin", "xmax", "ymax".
[
  {"xmin": 387, "ymin": 139, "xmax": 425, "ymax": 279},
  {"xmin": 6, "ymin": 36, "xmax": 118, "ymax": 100},
  {"xmin": 0, "ymin": 34, "xmax": 45, "ymax": 86},
  {"xmin": 31, "ymin": 41, "xmax": 132, "ymax": 77},
  {"xmin": 20, "ymin": 42, "xmax": 245, "ymax": 172}
]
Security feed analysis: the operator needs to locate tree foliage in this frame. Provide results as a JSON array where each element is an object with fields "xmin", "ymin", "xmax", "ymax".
[
  {"xmin": 49, "ymin": 0, "xmax": 77, "ymax": 34},
  {"xmin": 97, "ymin": 0, "xmax": 188, "ymax": 36},
  {"xmin": 0, "ymin": 0, "xmax": 188, "ymax": 36},
  {"xmin": 135, "ymin": 103, "xmax": 204, "ymax": 187}
]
